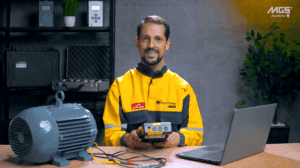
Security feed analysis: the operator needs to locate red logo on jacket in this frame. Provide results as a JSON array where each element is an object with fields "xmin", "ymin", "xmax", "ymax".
[{"xmin": 132, "ymin": 102, "xmax": 145, "ymax": 110}]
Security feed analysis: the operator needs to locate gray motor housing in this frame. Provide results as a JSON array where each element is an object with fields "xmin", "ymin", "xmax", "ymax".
[{"xmin": 8, "ymin": 91, "xmax": 98, "ymax": 167}]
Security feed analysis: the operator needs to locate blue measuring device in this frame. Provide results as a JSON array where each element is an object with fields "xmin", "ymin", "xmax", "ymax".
[{"xmin": 39, "ymin": 1, "xmax": 54, "ymax": 27}]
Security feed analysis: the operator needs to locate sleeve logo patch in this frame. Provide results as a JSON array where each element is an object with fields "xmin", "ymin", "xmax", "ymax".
[{"xmin": 132, "ymin": 102, "xmax": 145, "ymax": 110}]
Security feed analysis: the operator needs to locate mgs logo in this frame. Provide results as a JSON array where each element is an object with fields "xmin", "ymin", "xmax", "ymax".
[{"xmin": 267, "ymin": 7, "xmax": 292, "ymax": 18}]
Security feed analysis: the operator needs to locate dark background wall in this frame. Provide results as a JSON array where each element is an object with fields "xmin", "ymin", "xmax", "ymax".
[{"xmin": 1, "ymin": 0, "xmax": 300, "ymax": 145}]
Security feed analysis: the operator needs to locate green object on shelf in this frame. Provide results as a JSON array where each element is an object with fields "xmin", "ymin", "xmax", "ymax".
[{"xmin": 63, "ymin": 0, "xmax": 80, "ymax": 16}]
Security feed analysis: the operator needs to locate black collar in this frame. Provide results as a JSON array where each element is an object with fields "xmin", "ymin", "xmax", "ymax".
[{"xmin": 136, "ymin": 63, "xmax": 168, "ymax": 78}]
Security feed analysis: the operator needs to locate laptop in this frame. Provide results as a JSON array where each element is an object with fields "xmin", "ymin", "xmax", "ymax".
[{"xmin": 176, "ymin": 103, "xmax": 277, "ymax": 166}]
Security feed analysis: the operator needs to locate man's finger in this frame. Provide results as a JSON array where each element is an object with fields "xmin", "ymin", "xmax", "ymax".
[
  {"xmin": 135, "ymin": 142, "xmax": 152, "ymax": 148},
  {"xmin": 132, "ymin": 135, "xmax": 142, "ymax": 142},
  {"xmin": 136, "ymin": 126, "xmax": 142, "ymax": 133},
  {"xmin": 153, "ymin": 142, "xmax": 166, "ymax": 147},
  {"xmin": 144, "ymin": 142, "xmax": 153, "ymax": 147},
  {"xmin": 134, "ymin": 127, "xmax": 142, "ymax": 135},
  {"xmin": 131, "ymin": 126, "xmax": 140, "ymax": 134}
]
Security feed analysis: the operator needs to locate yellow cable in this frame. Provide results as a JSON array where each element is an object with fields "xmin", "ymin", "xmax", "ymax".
[{"xmin": 88, "ymin": 142, "xmax": 120, "ymax": 164}]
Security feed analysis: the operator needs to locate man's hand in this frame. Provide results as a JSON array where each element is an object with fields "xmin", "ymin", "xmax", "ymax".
[
  {"xmin": 152, "ymin": 132, "xmax": 181, "ymax": 148},
  {"xmin": 124, "ymin": 126, "xmax": 153, "ymax": 149}
]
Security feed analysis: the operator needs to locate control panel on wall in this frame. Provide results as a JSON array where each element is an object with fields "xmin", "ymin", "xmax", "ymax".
[
  {"xmin": 88, "ymin": 1, "xmax": 103, "ymax": 27},
  {"xmin": 39, "ymin": 1, "xmax": 54, "ymax": 27}
]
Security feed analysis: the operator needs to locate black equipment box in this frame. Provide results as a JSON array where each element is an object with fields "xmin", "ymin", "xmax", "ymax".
[
  {"xmin": 138, "ymin": 122, "xmax": 172, "ymax": 143},
  {"xmin": 52, "ymin": 46, "xmax": 110, "ymax": 92},
  {"xmin": 4, "ymin": 47, "xmax": 60, "ymax": 88},
  {"xmin": 267, "ymin": 122, "xmax": 290, "ymax": 144}
]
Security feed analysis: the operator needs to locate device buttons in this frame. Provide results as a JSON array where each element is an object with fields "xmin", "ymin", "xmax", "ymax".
[
  {"xmin": 164, "ymin": 127, "xmax": 168, "ymax": 131},
  {"xmin": 92, "ymin": 17, "xmax": 94, "ymax": 20},
  {"xmin": 152, "ymin": 127, "xmax": 156, "ymax": 131},
  {"xmin": 95, "ymin": 14, "xmax": 97, "ymax": 16},
  {"xmin": 98, "ymin": 17, "xmax": 100, "ymax": 20}
]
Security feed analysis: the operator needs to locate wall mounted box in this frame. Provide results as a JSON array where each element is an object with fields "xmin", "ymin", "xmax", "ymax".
[
  {"xmin": 88, "ymin": 1, "xmax": 103, "ymax": 27},
  {"xmin": 39, "ymin": 1, "xmax": 54, "ymax": 27}
]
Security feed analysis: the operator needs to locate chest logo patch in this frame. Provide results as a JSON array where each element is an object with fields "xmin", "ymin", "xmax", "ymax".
[
  {"xmin": 156, "ymin": 100, "xmax": 176, "ymax": 108},
  {"xmin": 132, "ymin": 102, "xmax": 145, "ymax": 110}
]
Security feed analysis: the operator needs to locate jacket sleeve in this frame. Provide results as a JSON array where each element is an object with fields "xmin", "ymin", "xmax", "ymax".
[
  {"xmin": 178, "ymin": 84, "xmax": 204, "ymax": 146},
  {"xmin": 102, "ymin": 79, "xmax": 127, "ymax": 146}
]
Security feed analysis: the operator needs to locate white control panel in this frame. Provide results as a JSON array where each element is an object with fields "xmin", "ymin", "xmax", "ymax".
[{"xmin": 88, "ymin": 1, "xmax": 103, "ymax": 27}]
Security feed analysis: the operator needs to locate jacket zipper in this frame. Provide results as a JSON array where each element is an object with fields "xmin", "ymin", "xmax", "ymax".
[{"xmin": 147, "ymin": 79, "xmax": 152, "ymax": 106}]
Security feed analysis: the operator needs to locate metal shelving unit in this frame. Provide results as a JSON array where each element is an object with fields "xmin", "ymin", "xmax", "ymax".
[
  {"xmin": 0, "ymin": 27, "xmax": 110, "ymax": 32},
  {"xmin": 0, "ymin": 0, "xmax": 115, "ymax": 144}
]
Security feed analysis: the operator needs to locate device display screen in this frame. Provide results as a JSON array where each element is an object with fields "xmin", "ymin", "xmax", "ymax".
[
  {"xmin": 42, "ymin": 6, "xmax": 51, "ymax": 11},
  {"xmin": 92, "ymin": 5, "xmax": 101, "ymax": 11}
]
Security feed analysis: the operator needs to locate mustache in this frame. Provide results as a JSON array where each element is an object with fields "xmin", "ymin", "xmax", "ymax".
[{"xmin": 145, "ymin": 48, "xmax": 158, "ymax": 53}]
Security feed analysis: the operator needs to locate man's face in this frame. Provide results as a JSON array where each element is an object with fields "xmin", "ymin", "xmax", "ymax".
[{"xmin": 137, "ymin": 22, "xmax": 170, "ymax": 66}]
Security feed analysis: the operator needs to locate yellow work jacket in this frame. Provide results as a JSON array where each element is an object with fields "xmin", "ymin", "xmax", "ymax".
[{"xmin": 103, "ymin": 63, "xmax": 204, "ymax": 146}]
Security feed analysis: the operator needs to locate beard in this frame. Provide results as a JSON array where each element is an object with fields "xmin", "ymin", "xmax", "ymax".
[{"xmin": 142, "ymin": 50, "xmax": 164, "ymax": 66}]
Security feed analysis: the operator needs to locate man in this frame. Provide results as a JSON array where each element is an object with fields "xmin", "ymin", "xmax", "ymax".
[{"xmin": 103, "ymin": 15, "xmax": 203, "ymax": 149}]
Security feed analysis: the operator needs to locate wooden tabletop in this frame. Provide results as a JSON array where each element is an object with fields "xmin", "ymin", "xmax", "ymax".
[{"xmin": 0, "ymin": 143, "xmax": 299, "ymax": 168}]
